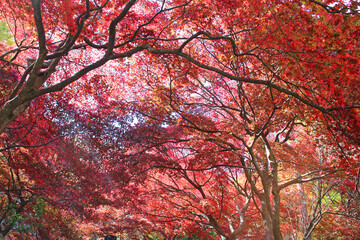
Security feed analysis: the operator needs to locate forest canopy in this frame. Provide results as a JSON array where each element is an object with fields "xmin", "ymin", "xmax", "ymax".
[{"xmin": 0, "ymin": 0, "xmax": 359, "ymax": 239}]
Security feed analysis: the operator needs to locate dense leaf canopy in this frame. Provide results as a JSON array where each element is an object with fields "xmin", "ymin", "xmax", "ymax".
[{"xmin": 0, "ymin": 0, "xmax": 359, "ymax": 239}]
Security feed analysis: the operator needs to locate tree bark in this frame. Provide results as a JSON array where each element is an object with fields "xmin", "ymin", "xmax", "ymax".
[{"xmin": 0, "ymin": 93, "xmax": 31, "ymax": 134}]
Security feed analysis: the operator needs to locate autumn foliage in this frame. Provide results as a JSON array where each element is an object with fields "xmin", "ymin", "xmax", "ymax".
[{"xmin": 0, "ymin": 0, "xmax": 359, "ymax": 239}]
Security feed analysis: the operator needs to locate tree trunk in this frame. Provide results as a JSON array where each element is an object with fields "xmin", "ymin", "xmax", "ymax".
[
  {"xmin": 0, "ymin": 101, "xmax": 30, "ymax": 134},
  {"xmin": 261, "ymin": 198, "xmax": 276, "ymax": 240},
  {"xmin": 272, "ymin": 189, "xmax": 283, "ymax": 240}
]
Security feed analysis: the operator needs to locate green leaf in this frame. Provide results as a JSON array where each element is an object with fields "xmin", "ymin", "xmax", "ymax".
[{"xmin": 0, "ymin": 21, "xmax": 13, "ymax": 45}]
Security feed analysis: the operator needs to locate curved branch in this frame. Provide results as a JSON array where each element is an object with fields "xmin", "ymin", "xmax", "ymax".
[{"xmin": 146, "ymin": 45, "xmax": 335, "ymax": 119}]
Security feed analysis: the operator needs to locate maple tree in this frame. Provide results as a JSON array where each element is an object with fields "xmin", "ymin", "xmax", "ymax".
[
  {"xmin": 0, "ymin": 0, "xmax": 359, "ymax": 239},
  {"xmin": 109, "ymin": 66, "xmax": 358, "ymax": 239},
  {"xmin": 0, "ymin": 102, "xmax": 114, "ymax": 238}
]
